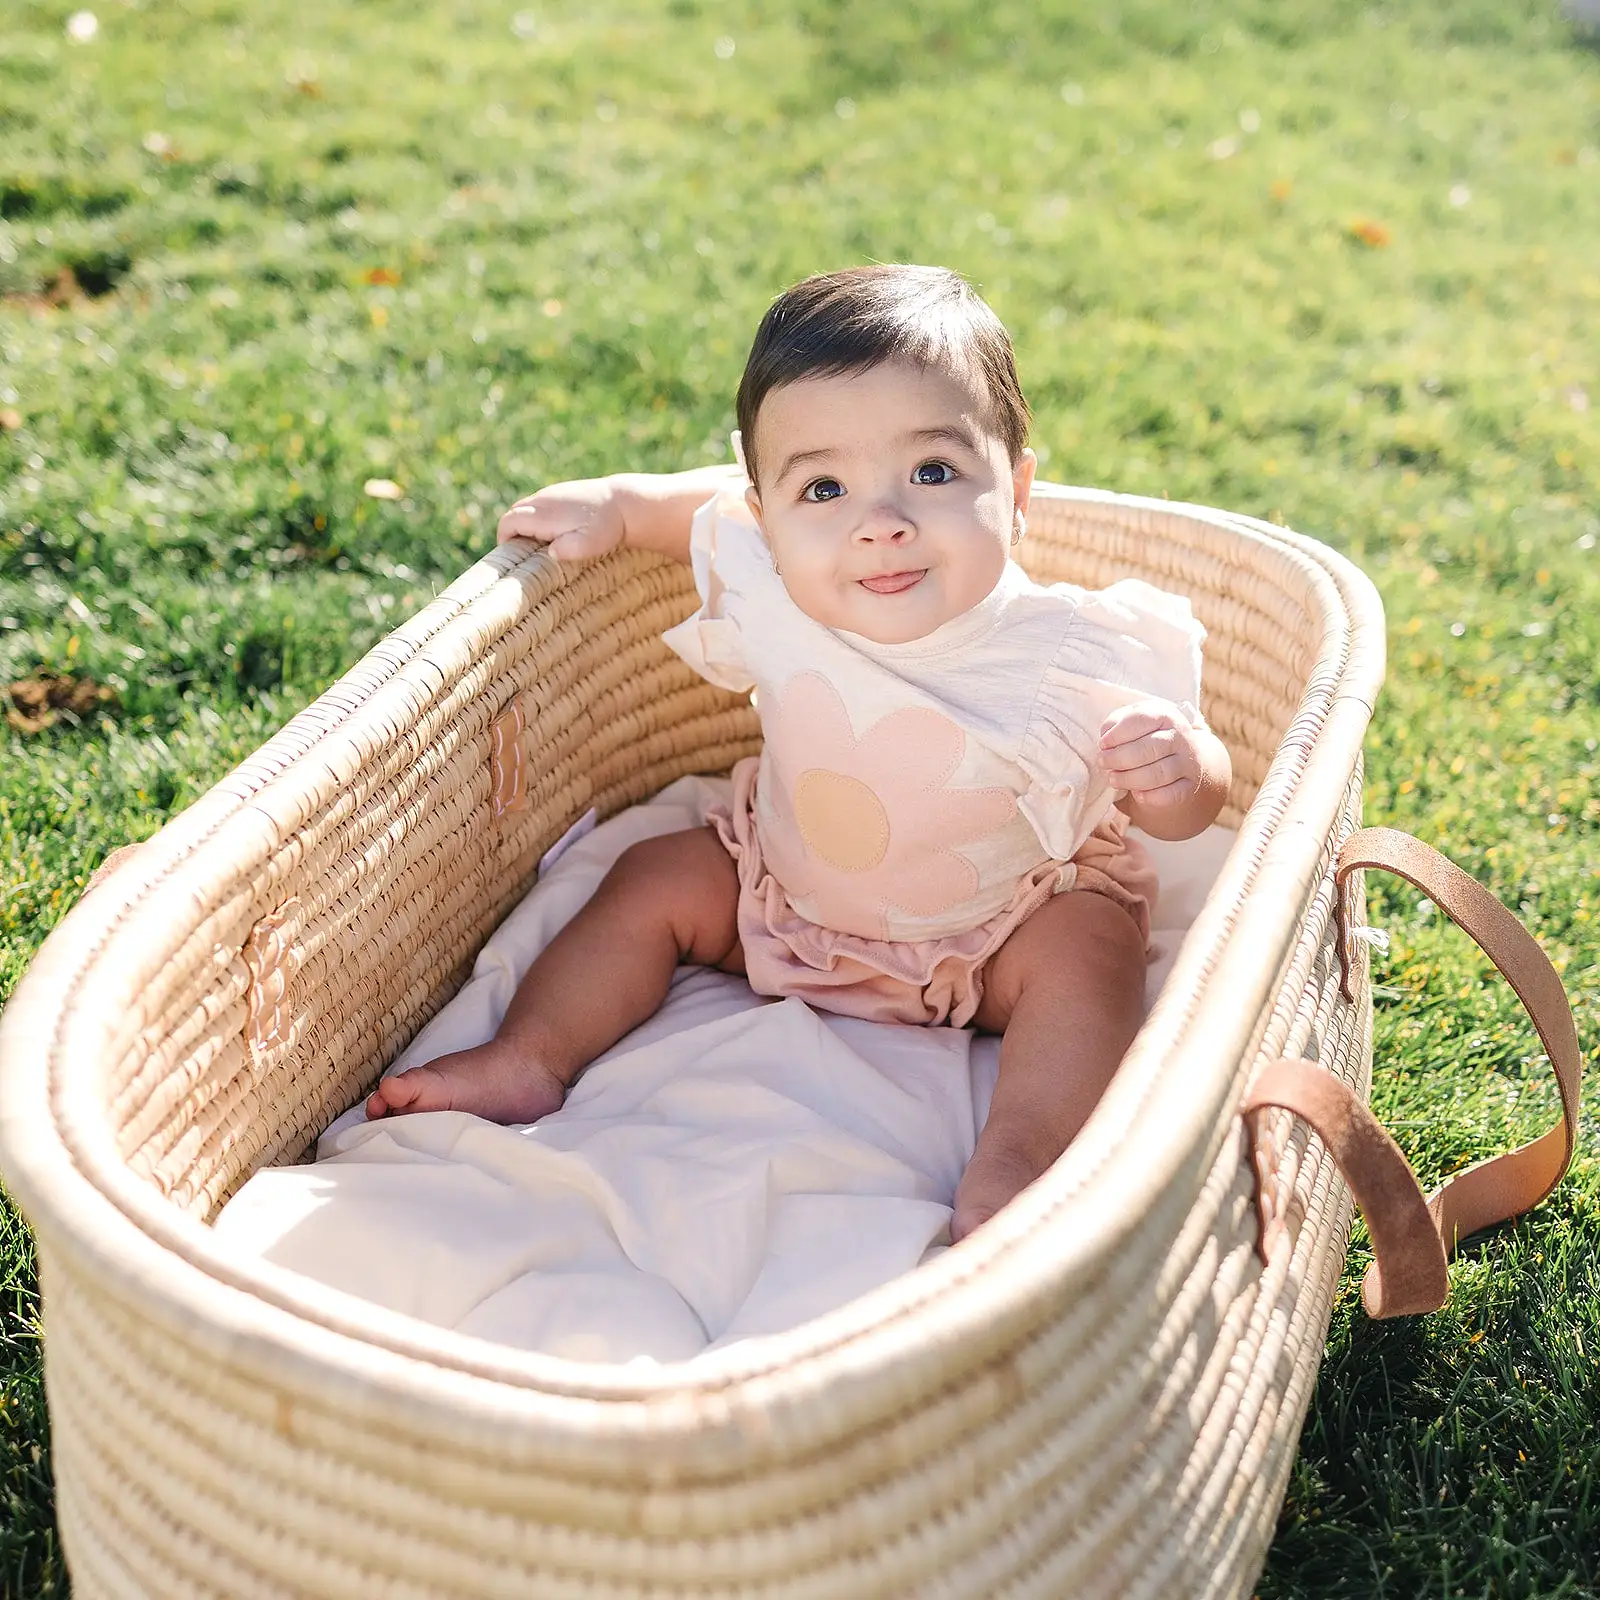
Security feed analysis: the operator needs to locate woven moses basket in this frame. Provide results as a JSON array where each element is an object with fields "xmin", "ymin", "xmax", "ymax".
[{"xmin": 0, "ymin": 483, "xmax": 1580, "ymax": 1599}]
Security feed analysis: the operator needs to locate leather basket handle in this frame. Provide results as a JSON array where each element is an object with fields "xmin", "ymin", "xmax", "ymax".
[{"xmin": 1245, "ymin": 826, "xmax": 1583, "ymax": 1318}]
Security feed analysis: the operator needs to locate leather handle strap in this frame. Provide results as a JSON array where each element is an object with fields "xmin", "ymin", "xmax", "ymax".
[
  {"xmin": 1338, "ymin": 826, "xmax": 1582, "ymax": 1239},
  {"xmin": 1247, "ymin": 826, "xmax": 1583, "ymax": 1318},
  {"xmin": 1243, "ymin": 1060, "xmax": 1449, "ymax": 1317}
]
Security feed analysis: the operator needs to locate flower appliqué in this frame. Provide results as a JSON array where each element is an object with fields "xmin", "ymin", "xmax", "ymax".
[{"xmin": 759, "ymin": 672, "xmax": 1018, "ymax": 938}]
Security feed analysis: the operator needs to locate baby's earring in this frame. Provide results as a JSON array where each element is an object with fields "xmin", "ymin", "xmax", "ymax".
[{"xmin": 1011, "ymin": 509, "xmax": 1027, "ymax": 546}]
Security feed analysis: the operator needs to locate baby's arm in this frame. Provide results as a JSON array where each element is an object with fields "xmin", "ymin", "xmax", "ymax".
[
  {"xmin": 1100, "ymin": 701, "xmax": 1232, "ymax": 841},
  {"xmin": 496, "ymin": 464, "xmax": 742, "ymax": 565}
]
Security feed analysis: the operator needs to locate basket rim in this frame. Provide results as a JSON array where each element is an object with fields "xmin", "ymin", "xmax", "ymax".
[{"xmin": 0, "ymin": 482, "xmax": 1384, "ymax": 1443}]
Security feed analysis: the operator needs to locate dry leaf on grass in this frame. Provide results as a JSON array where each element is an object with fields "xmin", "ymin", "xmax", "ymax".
[
  {"xmin": 1347, "ymin": 217, "xmax": 1392, "ymax": 248},
  {"xmin": 2, "ymin": 268, "xmax": 88, "ymax": 315},
  {"xmin": 5, "ymin": 673, "xmax": 117, "ymax": 735}
]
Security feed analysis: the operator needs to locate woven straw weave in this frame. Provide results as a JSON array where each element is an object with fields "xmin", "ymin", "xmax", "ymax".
[{"xmin": 0, "ymin": 482, "xmax": 1384, "ymax": 1599}]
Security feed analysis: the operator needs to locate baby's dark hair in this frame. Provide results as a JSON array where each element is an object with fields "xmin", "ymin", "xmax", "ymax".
[{"xmin": 735, "ymin": 264, "xmax": 1031, "ymax": 485}]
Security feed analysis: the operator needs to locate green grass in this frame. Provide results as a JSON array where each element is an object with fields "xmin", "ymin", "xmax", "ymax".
[{"xmin": 2, "ymin": 0, "xmax": 1598, "ymax": 1594}]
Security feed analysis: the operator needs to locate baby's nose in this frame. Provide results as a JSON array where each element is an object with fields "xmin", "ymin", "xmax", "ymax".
[{"xmin": 857, "ymin": 500, "xmax": 913, "ymax": 540}]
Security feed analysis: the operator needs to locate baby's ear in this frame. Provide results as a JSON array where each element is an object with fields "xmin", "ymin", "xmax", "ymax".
[
  {"xmin": 1012, "ymin": 447, "xmax": 1038, "ymax": 518},
  {"xmin": 743, "ymin": 483, "xmax": 768, "ymax": 538}
]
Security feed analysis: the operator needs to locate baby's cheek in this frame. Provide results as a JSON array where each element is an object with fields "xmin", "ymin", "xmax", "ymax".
[{"xmin": 777, "ymin": 563, "xmax": 841, "ymax": 628}]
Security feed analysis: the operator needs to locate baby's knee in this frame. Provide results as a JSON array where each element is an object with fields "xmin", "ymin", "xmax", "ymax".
[
  {"xmin": 609, "ymin": 827, "xmax": 734, "ymax": 898},
  {"xmin": 1003, "ymin": 890, "xmax": 1145, "ymax": 991},
  {"xmin": 602, "ymin": 827, "xmax": 740, "ymax": 950},
  {"xmin": 1075, "ymin": 892, "xmax": 1147, "ymax": 963}
]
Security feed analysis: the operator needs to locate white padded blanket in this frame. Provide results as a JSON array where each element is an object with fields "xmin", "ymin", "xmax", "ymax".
[{"xmin": 215, "ymin": 778, "xmax": 1234, "ymax": 1365}]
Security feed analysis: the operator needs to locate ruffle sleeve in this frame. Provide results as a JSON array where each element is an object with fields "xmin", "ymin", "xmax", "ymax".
[
  {"xmin": 659, "ymin": 487, "xmax": 768, "ymax": 695},
  {"xmin": 1015, "ymin": 579, "xmax": 1207, "ymax": 860}
]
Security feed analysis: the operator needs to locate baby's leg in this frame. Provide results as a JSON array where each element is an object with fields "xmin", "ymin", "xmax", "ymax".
[
  {"xmin": 366, "ymin": 826, "xmax": 742, "ymax": 1123},
  {"xmin": 953, "ymin": 891, "xmax": 1146, "ymax": 1241}
]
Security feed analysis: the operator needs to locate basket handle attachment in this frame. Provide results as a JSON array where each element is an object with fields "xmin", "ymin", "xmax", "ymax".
[
  {"xmin": 490, "ymin": 695, "xmax": 530, "ymax": 821},
  {"xmin": 1244, "ymin": 826, "xmax": 1582, "ymax": 1318}
]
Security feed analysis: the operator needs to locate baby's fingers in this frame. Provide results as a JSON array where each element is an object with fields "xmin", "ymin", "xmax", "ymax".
[
  {"xmin": 497, "ymin": 491, "xmax": 620, "ymax": 558},
  {"xmin": 1111, "ymin": 752, "xmax": 1196, "ymax": 796},
  {"xmin": 1099, "ymin": 700, "xmax": 1180, "ymax": 748},
  {"xmin": 497, "ymin": 501, "xmax": 540, "ymax": 545},
  {"xmin": 1122, "ymin": 775, "xmax": 1199, "ymax": 810},
  {"xmin": 497, "ymin": 499, "xmax": 574, "ymax": 547},
  {"xmin": 546, "ymin": 529, "xmax": 609, "ymax": 560},
  {"xmin": 1098, "ymin": 725, "xmax": 1181, "ymax": 776}
]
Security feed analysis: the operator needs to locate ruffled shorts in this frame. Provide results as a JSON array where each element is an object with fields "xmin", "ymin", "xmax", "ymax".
[{"xmin": 709, "ymin": 756, "xmax": 1157, "ymax": 1029}]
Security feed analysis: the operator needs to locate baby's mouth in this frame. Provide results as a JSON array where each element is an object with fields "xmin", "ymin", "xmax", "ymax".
[{"xmin": 858, "ymin": 570, "xmax": 927, "ymax": 595}]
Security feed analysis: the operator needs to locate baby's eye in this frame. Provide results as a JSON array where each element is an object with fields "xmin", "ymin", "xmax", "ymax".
[
  {"xmin": 912, "ymin": 460, "xmax": 955, "ymax": 486},
  {"xmin": 801, "ymin": 477, "xmax": 844, "ymax": 503}
]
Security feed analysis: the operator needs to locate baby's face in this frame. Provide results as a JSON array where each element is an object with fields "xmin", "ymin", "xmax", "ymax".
[{"xmin": 744, "ymin": 359, "xmax": 1035, "ymax": 645}]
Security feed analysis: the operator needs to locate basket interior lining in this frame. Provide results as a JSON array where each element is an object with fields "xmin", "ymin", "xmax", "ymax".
[{"xmin": 86, "ymin": 496, "xmax": 1335, "ymax": 1219}]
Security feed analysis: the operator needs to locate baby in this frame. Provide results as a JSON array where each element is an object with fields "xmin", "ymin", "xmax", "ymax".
[{"xmin": 367, "ymin": 264, "xmax": 1232, "ymax": 1240}]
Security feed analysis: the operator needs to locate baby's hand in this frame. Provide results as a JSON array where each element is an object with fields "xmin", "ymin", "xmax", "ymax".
[
  {"xmin": 497, "ymin": 477, "xmax": 626, "ymax": 559},
  {"xmin": 1097, "ymin": 699, "xmax": 1203, "ymax": 810}
]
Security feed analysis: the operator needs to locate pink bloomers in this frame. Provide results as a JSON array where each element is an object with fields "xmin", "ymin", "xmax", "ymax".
[{"xmin": 709, "ymin": 757, "xmax": 1158, "ymax": 1029}]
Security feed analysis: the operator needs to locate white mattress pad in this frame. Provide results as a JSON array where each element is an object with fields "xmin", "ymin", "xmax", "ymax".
[{"xmin": 215, "ymin": 777, "xmax": 1235, "ymax": 1365}]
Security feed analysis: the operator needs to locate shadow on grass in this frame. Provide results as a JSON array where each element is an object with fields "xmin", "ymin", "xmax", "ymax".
[
  {"xmin": 0, "ymin": 1187, "xmax": 64, "ymax": 1600},
  {"xmin": 1262, "ymin": 1180, "xmax": 1600, "ymax": 1599}
]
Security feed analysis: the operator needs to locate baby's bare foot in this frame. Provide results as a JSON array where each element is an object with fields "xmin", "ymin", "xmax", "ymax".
[
  {"xmin": 365, "ymin": 1037, "xmax": 569, "ymax": 1125},
  {"xmin": 951, "ymin": 1132, "xmax": 1063, "ymax": 1243}
]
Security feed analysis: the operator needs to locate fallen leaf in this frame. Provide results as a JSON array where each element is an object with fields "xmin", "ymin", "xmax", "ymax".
[
  {"xmin": 48, "ymin": 267, "xmax": 86, "ymax": 305},
  {"xmin": 1347, "ymin": 218, "xmax": 1391, "ymax": 248},
  {"xmin": 369, "ymin": 303, "xmax": 389, "ymax": 329},
  {"xmin": 0, "ymin": 408, "xmax": 21, "ymax": 431},
  {"xmin": 363, "ymin": 267, "xmax": 402, "ymax": 286},
  {"xmin": 363, "ymin": 478, "xmax": 403, "ymax": 500},
  {"xmin": 3, "ymin": 269, "xmax": 89, "ymax": 315},
  {"xmin": 1269, "ymin": 179, "xmax": 1292, "ymax": 202},
  {"xmin": 6, "ymin": 673, "xmax": 117, "ymax": 735}
]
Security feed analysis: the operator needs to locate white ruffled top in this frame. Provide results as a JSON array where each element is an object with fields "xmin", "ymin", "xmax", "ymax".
[{"xmin": 663, "ymin": 487, "xmax": 1206, "ymax": 943}]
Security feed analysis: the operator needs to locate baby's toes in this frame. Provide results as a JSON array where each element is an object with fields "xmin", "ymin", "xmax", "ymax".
[
  {"xmin": 365, "ymin": 1067, "xmax": 448, "ymax": 1120},
  {"xmin": 951, "ymin": 1143, "xmax": 1050, "ymax": 1242}
]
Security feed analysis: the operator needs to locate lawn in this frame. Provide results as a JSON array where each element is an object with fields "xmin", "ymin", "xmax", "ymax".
[{"xmin": 2, "ymin": 0, "xmax": 1598, "ymax": 1594}]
